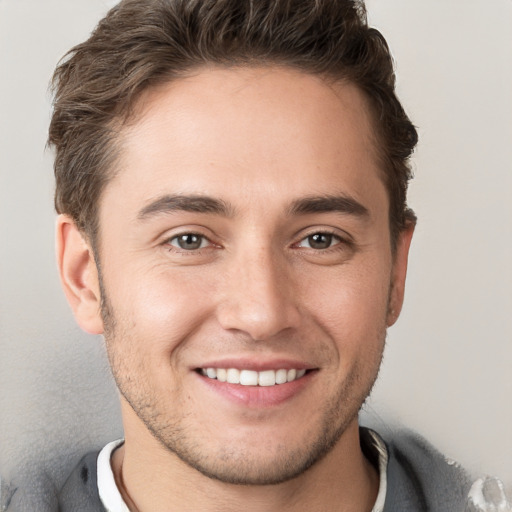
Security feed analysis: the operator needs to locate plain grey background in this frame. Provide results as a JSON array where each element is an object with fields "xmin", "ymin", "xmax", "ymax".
[{"xmin": 1, "ymin": 0, "xmax": 511, "ymax": 500}]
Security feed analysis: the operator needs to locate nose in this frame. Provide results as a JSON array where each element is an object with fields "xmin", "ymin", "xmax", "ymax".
[{"xmin": 216, "ymin": 245, "xmax": 301, "ymax": 341}]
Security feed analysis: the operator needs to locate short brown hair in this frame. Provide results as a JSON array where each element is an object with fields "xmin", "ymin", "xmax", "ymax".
[{"xmin": 49, "ymin": 0, "xmax": 418, "ymax": 247}]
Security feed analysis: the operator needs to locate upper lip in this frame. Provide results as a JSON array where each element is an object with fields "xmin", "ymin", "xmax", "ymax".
[{"xmin": 194, "ymin": 358, "xmax": 315, "ymax": 372}]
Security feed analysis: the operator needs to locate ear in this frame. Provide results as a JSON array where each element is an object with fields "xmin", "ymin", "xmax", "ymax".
[
  {"xmin": 56, "ymin": 215, "xmax": 104, "ymax": 334},
  {"xmin": 387, "ymin": 223, "xmax": 415, "ymax": 326}
]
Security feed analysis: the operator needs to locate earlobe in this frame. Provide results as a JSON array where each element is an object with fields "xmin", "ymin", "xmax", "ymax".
[
  {"xmin": 56, "ymin": 215, "xmax": 104, "ymax": 335},
  {"xmin": 387, "ymin": 223, "xmax": 415, "ymax": 327}
]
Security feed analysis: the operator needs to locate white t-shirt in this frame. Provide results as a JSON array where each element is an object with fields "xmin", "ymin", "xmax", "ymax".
[{"xmin": 97, "ymin": 431, "xmax": 388, "ymax": 512}]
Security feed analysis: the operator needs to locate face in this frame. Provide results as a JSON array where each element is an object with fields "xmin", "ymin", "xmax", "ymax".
[{"xmin": 79, "ymin": 67, "xmax": 411, "ymax": 484}]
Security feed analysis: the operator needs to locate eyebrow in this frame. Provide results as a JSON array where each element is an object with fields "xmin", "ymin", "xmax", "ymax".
[
  {"xmin": 137, "ymin": 193, "xmax": 369, "ymax": 221},
  {"xmin": 288, "ymin": 194, "xmax": 370, "ymax": 219},
  {"xmin": 138, "ymin": 194, "xmax": 234, "ymax": 220}
]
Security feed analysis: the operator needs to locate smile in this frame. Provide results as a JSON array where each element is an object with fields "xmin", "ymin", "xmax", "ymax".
[{"xmin": 199, "ymin": 368, "xmax": 307, "ymax": 386}]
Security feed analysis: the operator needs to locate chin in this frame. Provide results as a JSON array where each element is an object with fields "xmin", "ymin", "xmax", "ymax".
[{"xmin": 141, "ymin": 399, "xmax": 360, "ymax": 486}]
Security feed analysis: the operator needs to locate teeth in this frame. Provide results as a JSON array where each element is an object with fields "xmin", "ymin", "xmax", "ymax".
[
  {"xmin": 200, "ymin": 367, "xmax": 308, "ymax": 386},
  {"xmin": 226, "ymin": 368, "xmax": 240, "ymax": 384},
  {"xmin": 240, "ymin": 370, "xmax": 258, "ymax": 386},
  {"xmin": 258, "ymin": 370, "xmax": 276, "ymax": 386},
  {"xmin": 275, "ymin": 369, "xmax": 288, "ymax": 384}
]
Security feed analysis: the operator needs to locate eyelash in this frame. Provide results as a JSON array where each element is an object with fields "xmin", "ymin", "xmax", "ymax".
[
  {"xmin": 165, "ymin": 230, "xmax": 351, "ymax": 254},
  {"xmin": 295, "ymin": 230, "xmax": 345, "ymax": 251},
  {"xmin": 167, "ymin": 232, "xmax": 214, "ymax": 252}
]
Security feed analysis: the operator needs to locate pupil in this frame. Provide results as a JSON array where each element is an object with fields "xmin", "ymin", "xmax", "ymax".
[
  {"xmin": 309, "ymin": 233, "xmax": 332, "ymax": 249},
  {"xmin": 178, "ymin": 234, "xmax": 201, "ymax": 250}
]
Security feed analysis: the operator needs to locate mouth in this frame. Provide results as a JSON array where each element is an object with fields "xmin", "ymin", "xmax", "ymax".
[
  {"xmin": 197, "ymin": 367, "xmax": 307, "ymax": 387},
  {"xmin": 195, "ymin": 363, "xmax": 317, "ymax": 407}
]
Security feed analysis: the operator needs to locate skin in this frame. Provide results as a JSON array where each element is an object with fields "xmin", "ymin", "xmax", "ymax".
[{"xmin": 57, "ymin": 66, "xmax": 413, "ymax": 512}]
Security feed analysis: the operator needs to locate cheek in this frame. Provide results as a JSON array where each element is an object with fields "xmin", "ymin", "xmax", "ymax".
[
  {"xmin": 106, "ymin": 264, "xmax": 218, "ymax": 359},
  {"xmin": 302, "ymin": 259, "xmax": 391, "ymax": 346}
]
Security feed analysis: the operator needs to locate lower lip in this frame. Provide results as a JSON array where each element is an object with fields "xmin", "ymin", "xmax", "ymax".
[{"xmin": 197, "ymin": 371, "xmax": 315, "ymax": 408}]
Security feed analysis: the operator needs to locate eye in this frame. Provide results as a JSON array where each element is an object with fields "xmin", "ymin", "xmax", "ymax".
[
  {"xmin": 169, "ymin": 233, "xmax": 210, "ymax": 251},
  {"xmin": 298, "ymin": 232, "xmax": 341, "ymax": 250}
]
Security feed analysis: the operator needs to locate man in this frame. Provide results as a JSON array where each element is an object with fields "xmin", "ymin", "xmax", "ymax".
[{"xmin": 45, "ymin": 0, "xmax": 507, "ymax": 511}]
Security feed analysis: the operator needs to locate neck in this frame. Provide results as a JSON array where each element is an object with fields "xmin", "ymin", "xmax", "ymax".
[{"xmin": 111, "ymin": 419, "xmax": 379, "ymax": 512}]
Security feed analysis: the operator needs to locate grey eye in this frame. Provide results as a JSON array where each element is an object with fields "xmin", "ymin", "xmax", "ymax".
[
  {"xmin": 170, "ymin": 234, "xmax": 208, "ymax": 250},
  {"xmin": 299, "ymin": 233, "xmax": 338, "ymax": 250}
]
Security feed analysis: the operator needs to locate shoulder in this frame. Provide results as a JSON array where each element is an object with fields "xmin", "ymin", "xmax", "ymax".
[
  {"xmin": 379, "ymin": 428, "xmax": 471, "ymax": 511},
  {"xmin": 58, "ymin": 451, "xmax": 105, "ymax": 512},
  {"xmin": 369, "ymin": 427, "xmax": 511, "ymax": 512}
]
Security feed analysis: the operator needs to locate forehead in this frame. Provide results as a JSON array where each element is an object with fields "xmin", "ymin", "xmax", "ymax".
[{"xmin": 106, "ymin": 66, "xmax": 385, "ymax": 219}]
